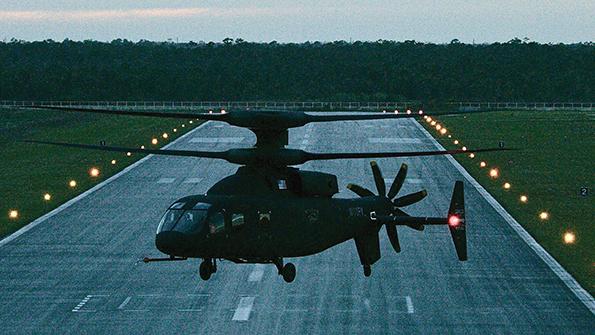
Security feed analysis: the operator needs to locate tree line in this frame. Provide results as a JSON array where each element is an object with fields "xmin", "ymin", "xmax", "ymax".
[{"xmin": 0, "ymin": 39, "xmax": 592, "ymax": 103}]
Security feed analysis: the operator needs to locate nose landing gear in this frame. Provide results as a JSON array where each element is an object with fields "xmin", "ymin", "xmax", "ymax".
[
  {"xmin": 274, "ymin": 258, "xmax": 296, "ymax": 283},
  {"xmin": 199, "ymin": 258, "xmax": 217, "ymax": 280}
]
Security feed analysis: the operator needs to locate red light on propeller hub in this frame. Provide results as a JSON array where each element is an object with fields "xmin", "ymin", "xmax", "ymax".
[{"xmin": 448, "ymin": 215, "xmax": 461, "ymax": 227}]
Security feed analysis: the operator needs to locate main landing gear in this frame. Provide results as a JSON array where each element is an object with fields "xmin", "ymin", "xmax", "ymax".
[
  {"xmin": 199, "ymin": 258, "xmax": 217, "ymax": 280},
  {"xmin": 273, "ymin": 258, "xmax": 296, "ymax": 283}
]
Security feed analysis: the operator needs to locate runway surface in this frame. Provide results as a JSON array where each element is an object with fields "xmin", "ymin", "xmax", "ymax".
[{"xmin": 1, "ymin": 118, "xmax": 593, "ymax": 334}]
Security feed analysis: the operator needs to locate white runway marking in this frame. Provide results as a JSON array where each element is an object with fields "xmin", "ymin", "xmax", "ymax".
[
  {"xmin": 178, "ymin": 309, "xmax": 203, "ymax": 312},
  {"xmin": 183, "ymin": 178, "xmax": 203, "ymax": 184},
  {"xmin": 384, "ymin": 178, "xmax": 422, "ymax": 185},
  {"xmin": 72, "ymin": 295, "xmax": 95, "ymax": 313},
  {"xmin": 406, "ymin": 296, "xmax": 414, "ymax": 314},
  {"xmin": 232, "ymin": 296, "xmax": 255, "ymax": 321},
  {"xmin": 413, "ymin": 120, "xmax": 595, "ymax": 315},
  {"xmin": 118, "ymin": 296, "xmax": 132, "ymax": 310},
  {"xmin": 157, "ymin": 177, "xmax": 175, "ymax": 184},
  {"xmin": 369, "ymin": 138, "xmax": 422, "ymax": 144},
  {"xmin": 189, "ymin": 137, "xmax": 244, "ymax": 143},
  {"xmin": 248, "ymin": 264, "xmax": 265, "ymax": 282}
]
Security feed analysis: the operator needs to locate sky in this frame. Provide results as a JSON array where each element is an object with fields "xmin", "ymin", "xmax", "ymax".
[{"xmin": 1, "ymin": 1, "xmax": 593, "ymax": 43}]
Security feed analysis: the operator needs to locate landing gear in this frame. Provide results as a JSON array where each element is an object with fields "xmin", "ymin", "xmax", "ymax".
[
  {"xmin": 273, "ymin": 258, "xmax": 297, "ymax": 283},
  {"xmin": 363, "ymin": 264, "xmax": 372, "ymax": 277},
  {"xmin": 199, "ymin": 258, "xmax": 216, "ymax": 280}
]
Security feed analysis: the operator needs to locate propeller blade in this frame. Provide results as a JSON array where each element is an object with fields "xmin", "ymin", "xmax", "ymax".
[
  {"xmin": 346, "ymin": 183, "xmax": 375, "ymax": 197},
  {"xmin": 394, "ymin": 190, "xmax": 428, "ymax": 207},
  {"xmin": 386, "ymin": 224, "xmax": 401, "ymax": 253},
  {"xmin": 387, "ymin": 163, "xmax": 408, "ymax": 200},
  {"xmin": 370, "ymin": 161, "xmax": 386, "ymax": 197}
]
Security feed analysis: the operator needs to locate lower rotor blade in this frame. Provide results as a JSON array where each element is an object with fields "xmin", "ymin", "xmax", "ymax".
[
  {"xmin": 387, "ymin": 163, "xmax": 407, "ymax": 200},
  {"xmin": 346, "ymin": 183, "xmax": 375, "ymax": 197},
  {"xmin": 394, "ymin": 190, "xmax": 428, "ymax": 207},
  {"xmin": 370, "ymin": 161, "xmax": 386, "ymax": 197},
  {"xmin": 22, "ymin": 140, "xmax": 230, "ymax": 160},
  {"xmin": 386, "ymin": 224, "xmax": 401, "ymax": 253}
]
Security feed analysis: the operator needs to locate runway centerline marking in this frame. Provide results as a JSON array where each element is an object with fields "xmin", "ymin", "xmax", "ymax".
[
  {"xmin": 248, "ymin": 264, "xmax": 265, "ymax": 282},
  {"xmin": 118, "ymin": 296, "xmax": 132, "ymax": 310},
  {"xmin": 232, "ymin": 296, "xmax": 255, "ymax": 321},
  {"xmin": 189, "ymin": 137, "xmax": 244, "ymax": 143},
  {"xmin": 157, "ymin": 177, "xmax": 175, "ymax": 184},
  {"xmin": 368, "ymin": 137, "xmax": 422, "ymax": 144},
  {"xmin": 406, "ymin": 296, "xmax": 414, "ymax": 314}
]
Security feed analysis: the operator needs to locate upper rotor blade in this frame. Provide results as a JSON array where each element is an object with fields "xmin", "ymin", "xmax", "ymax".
[
  {"xmin": 304, "ymin": 147, "xmax": 512, "ymax": 161},
  {"xmin": 387, "ymin": 163, "xmax": 408, "ymax": 200},
  {"xmin": 21, "ymin": 105, "xmax": 227, "ymax": 121},
  {"xmin": 394, "ymin": 190, "xmax": 428, "ymax": 207},
  {"xmin": 370, "ymin": 161, "xmax": 386, "ymax": 197},
  {"xmin": 22, "ymin": 140, "xmax": 230, "ymax": 160},
  {"xmin": 346, "ymin": 183, "xmax": 375, "ymax": 197},
  {"xmin": 304, "ymin": 113, "xmax": 417, "ymax": 123}
]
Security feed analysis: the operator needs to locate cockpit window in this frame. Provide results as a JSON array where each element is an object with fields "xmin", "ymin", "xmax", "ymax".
[
  {"xmin": 170, "ymin": 202, "xmax": 185, "ymax": 210},
  {"xmin": 174, "ymin": 210, "xmax": 207, "ymax": 233},
  {"xmin": 157, "ymin": 209, "xmax": 183, "ymax": 233}
]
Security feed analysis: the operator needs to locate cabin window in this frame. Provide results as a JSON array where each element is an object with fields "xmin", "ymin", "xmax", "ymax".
[
  {"xmin": 258, "ymin": 211, "xmax": 271, "ymax": 225},
  {"xmin": 209, "ymin": 212, "xmax": 225, "ymax": 234},
  {"xmin": 231, "ymin": 213, "xmax": 245, "ymax": 227},
  {"xmin": 277, "ymin": 179, "xmax": 288, "ymax": 190}
]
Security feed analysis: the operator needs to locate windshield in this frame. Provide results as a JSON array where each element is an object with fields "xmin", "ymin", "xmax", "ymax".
[{"xmin": 156, "ymin": 202, "xmax": 211, "ymax": 234}]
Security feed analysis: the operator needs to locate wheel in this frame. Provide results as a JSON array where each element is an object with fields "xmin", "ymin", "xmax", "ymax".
[
  {"xmin": 199, "ymin": 261, "xmax": 212, "ymax": 280},
  {"xmin": 363, "ymin": 265, "xmax": 371, "ymax": 277},
  {"xmin": 281, "ymin": 263, "xmax": 296, "ymax": 283}
]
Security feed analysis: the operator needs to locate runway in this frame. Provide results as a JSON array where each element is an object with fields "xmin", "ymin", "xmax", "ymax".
[{"xmin": 1, "ymin": 118, "xmax": 593, "ymax": 334}]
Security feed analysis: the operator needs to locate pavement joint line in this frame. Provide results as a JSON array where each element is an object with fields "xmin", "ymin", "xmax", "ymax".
[
  {"xmin": 178, "ymin": 309, "xmax": 203, "ymax": 312},
  {"xmin": 0, "ymin": 121, "xmax": 208, "ymax": 248},
  {"xmin": 118, "ymin": 296, "xmax": 132, "ymax": 310},
  {"xmin": 232, "ymin": 296, "xmax": 255, "ymax": 321},
  {"xmin": 406, "ymin": 296, "xmax": 414, "ymax": 314},
  {"xmin": 412, "ymin": 119, "xmax": 595, "ymax": 315}
]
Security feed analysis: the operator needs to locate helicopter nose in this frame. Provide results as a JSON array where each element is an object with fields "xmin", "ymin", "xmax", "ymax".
[{"xmin": 155, "ymin": 231, "xmax": 191, "ymax": 255}]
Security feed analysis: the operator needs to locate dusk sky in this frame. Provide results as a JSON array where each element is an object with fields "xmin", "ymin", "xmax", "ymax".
[{"xmin": 1, "ymin": 1, "xmax": 593, "ymax": 43}]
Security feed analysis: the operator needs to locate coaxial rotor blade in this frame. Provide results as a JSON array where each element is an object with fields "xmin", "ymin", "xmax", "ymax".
[
  {"xmin": 387, "ymin": 163, "xmax": 408, "ymax": 200},
  {"xmin": 386, "ymin": 224, "xmax": 401, "ymax": 253},
  {"xmin": 394, "ymin": 190, "xmax": 428, "ymax": 207},
  {"xmin": 346, "ymin": 183, "xmax": 375, "ymax": 197},
  {"xmin": 304, "ymin": 147, "xmax": 512, "ymax": 162},
  {"xmin": 22, "ymin": 105, "xmax": 228, "ymax": 121},
  {"xmin": 370, "ymin": 161, "xmax": 386, "ymax": 197},
  {"xmin": 22, "ymin": 140, "xmax": 231, "ymax": 160}
]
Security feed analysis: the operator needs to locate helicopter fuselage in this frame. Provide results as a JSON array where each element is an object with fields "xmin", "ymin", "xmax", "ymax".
[{"xmin": 155, "ymin": 194, "xmax": 392, "ymax": 259}]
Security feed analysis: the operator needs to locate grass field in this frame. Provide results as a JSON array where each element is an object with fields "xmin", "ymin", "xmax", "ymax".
[
  {"xmin": 421, "ymin": 110, "xmax": 594, "ymax": 295},
  {"xmin": 0, "ymin": 108, "xmax": 201, "ymax": 238}
]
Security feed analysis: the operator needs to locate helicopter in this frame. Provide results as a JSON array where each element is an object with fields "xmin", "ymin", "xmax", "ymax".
[{"xmin": 24, "ymin": 106, "xmax": 509, "ymax": 283}]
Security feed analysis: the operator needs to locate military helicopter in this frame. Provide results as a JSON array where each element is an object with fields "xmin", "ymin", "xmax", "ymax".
[{"xmin": 25, "ymin": 106, "xmax": 508, "ymax": 283}]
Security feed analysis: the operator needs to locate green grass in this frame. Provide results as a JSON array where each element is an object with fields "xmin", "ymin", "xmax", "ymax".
[
  {"xmin": 0, "ymin": 108, "xmax": 201, "ymax": 238},
  {"xmin": 421, "ymin": 110, "xmax": 594, "ymax": 295}
]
